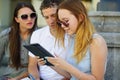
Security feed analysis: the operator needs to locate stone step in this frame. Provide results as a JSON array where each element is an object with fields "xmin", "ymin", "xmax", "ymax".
[
  {"xmin": 99, "ymin": 32, "xmax": 120, "ymax": 47},
  {"xmin": 94, "ymin": 24, "xmax": 120, "ymax": 32}
]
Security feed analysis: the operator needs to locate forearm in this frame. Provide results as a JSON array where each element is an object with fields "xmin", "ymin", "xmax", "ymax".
[
  {"xmin": 51, "ymin": 66, "xmax": 71, "ymax": 79},
  {"xmin": 28, "ymin": 56, "xmax": 40, "ymax": 80},
  {"xmin": 28, "ymin": 66, "xmax": 40, "ymax": 80},
  {"xmin": 65, "ymin": 63, "xmax": 96, "ymax": 80},
  {"xmin": 14, "ymin": 71, "xmax": 28, "ymax": 80}
]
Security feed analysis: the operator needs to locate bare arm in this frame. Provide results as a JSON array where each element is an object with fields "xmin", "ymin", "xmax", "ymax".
[
  {"xmin": 28, "ymin": 56, "xmax": 40, "ymax": 80},
  {"xmin": 90, "ymin": 35, "xmax": 108, "ymax": 80},
  {"xmin": 17, "ymin": 72, "xmax": 28, "ymax": 79},
  {"xmin": 8, "ymin": 72, "xmax": 28, "ymax": 80},
  {"xmin": 37, "ymin": 58, "xmax": 71, "ymax": 79},
  {"xmin": 47, "ymin": 35, "xmax": 108, "ymax": 80},
  {"xmin": 50, "ymin": 66, "xmax": 71, "ymax": 79}
]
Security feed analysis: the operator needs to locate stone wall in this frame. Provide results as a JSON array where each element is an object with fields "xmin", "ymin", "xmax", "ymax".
[{"xmin": 89, "ymin": 11, "xmax": 120, "ymax": 80}]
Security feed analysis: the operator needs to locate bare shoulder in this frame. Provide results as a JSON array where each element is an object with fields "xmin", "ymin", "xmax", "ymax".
[
  {"xmin": 90, "ymin": 34, "xmax": 108, "ymax": 55},
  {"xmin": 91, "ymin": 34, "xmax": 106, "ymax": 47}
]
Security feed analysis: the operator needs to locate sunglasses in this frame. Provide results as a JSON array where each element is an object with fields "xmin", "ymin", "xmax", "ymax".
[
  {"xmin": 57, "ymin": 20, "xmax": 69, "ymax": 27},
  {"xmin": 18, "ymin": 12, "xmax": 36, "ymax": 20}
]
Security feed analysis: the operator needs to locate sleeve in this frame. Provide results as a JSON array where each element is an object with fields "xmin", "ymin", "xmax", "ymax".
[
  {"xmin": 28, "ymin": 30, "xmax": 42, "ymax": 57},
  {"xmin": 0, "ymin": 30, "xmax": 9, "ymax": 60},
  {"xmin": 28, "ymin": 52, "xmax": 35, "ymax": 57}
]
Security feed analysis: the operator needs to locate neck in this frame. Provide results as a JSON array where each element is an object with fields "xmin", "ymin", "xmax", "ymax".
[
  {"xmin": 20, "ymin": 29, "xmax": 30, "ymax": 40},
  {"xmin": 50, "ymin": 28, "xmax": 56, "ymax": 37}
]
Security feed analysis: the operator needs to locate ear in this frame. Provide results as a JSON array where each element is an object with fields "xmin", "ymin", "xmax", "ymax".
[
  {"xmin": 15, "ymin": 17, "xmax": 19, "ymax": 23},
  {"xmin": 79, "ymin": 14, "xmax": 84, "ymax": 23}
]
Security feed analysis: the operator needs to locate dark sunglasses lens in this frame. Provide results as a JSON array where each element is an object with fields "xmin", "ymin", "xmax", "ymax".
[
  {"xmin": 57, "ymin": 21, "xmax": 69, "ymax": 27},
  {"xmin": 30, "ymin": 13, "xmax": 36, "ymax": 18},
  {"xmin": 57, "ymin": 21, "xmax": 61, "ymax": 26},
  {"xmin": 63, "ymin": 22, "xmax": 69, "ymax": 27},
  {"xmin": 21, "ymin": 15, "xmax": 28, "ymax": 20}
]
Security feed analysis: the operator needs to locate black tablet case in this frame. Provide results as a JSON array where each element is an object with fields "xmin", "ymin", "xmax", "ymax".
[{"xmin": 24, "ymin": 43, "xmax": 54, "ymax": 66}]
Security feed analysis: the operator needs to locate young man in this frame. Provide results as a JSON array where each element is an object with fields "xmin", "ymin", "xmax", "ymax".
[{"xmin": 28, "ymin": 0, "xmax": 71, "ymax": 80}]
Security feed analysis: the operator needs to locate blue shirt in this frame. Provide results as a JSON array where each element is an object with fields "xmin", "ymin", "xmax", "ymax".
[{"xmin": 66, "ymin": 35, "xmax": 91, "ymax": 80}]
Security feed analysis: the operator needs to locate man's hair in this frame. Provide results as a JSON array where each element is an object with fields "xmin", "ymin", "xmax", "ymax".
[{"xmin": 40, "ymin": 0, "xmax": 63, "ymax": 11}]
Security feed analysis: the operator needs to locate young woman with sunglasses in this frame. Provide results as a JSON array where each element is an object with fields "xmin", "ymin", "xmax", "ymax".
[
  {"xmin": 46, "ymin": 0, "xmax": 108, "ymax": 80},
  {"xmin": 0, "ymin": 2, "xmax": 37, "ymax": 80}
]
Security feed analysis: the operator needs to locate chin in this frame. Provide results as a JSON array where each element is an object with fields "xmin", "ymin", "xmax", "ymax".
[
  {"xmin": 67, "ymin": 32, "xmax": 72, "ymax": 35},
  {"xmin": 27, "ymin": 26, "xmax": 34, "ymax": 29},
  {"xmin": 67, "ymin": 32, "xmax": 75, "ymax": 36},
  {"xmin": 50, "ymin": 26, "xmax": 56, "ymax": 29}
]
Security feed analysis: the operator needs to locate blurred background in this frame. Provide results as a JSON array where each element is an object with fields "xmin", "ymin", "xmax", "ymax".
[
  {"xmin": 0, "ymin": 0, "xmax": 100, "ymax": 31},
  {"xmin": 0, "ymin": 0, "xmax": 120, "ymax": 80}
]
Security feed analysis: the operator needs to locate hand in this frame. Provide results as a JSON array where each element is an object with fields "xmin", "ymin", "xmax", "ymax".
[
  {"xmin": 8, "ymin": 78, "xmax": 17, "ymax": 80},
  {"xmin": 46, "ymin": 57, "xmax": 70, "ymax": 70},
  {"xmin": 62, "ymin": 77, "xmax": 71, "ymax": 80},
  {"xmin": 37, "ymin": 58, "xmax": 46, "ymax": 66}
]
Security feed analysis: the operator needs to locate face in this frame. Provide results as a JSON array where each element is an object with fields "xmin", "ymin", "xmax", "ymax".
[
  {"xmin": 15, "ymin": 7, "xmax": 36, "ymax": 32},
  {"xmin": 42, "ymin": 7, "xmax": 57, "ymax": 30},
  {"xmin": 58, "ymin": 9, "xmax": 79, "ymax": 35}
]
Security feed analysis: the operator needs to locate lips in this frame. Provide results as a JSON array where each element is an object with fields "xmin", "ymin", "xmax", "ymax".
[
  {"xmin": 49, "ymin": 24, "xmax": 56, "ymax": 28},
  {"xmin": 27, "ymin": 22, "xmax": 33, "ymax": 25}
]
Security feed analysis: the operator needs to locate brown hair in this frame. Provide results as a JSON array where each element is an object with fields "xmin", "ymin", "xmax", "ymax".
[
  {"xmin": 9, "ymin": 2, "xmax": 37, "ymax": 70},
  {"xmin": 40, "ymin": 0, "xmax": 63, "ymax": 16},
  {"xmin": 56, "ymin": 0, "xmax": 95, "ymax": 62}
]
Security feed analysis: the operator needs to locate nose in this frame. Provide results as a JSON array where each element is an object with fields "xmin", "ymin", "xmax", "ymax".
[
  {"xmin": 61, "ymin": 24, "xmax": 66, "ymax": 28},
  {"xmin": 27, "ymin": 16, "xmax": 33, "ymax": 21},
  {"xmin": 48, "ymin": 17, "xmax": 55, "ymax": 24}
]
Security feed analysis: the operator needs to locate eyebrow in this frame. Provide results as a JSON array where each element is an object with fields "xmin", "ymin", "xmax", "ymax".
[{"xmin": 60, "ymin": 18, "xmax": 69, "ymax": 21}]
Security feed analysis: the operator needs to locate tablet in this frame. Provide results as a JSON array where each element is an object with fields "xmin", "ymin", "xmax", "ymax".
[{"xmin": 24, "ymin": 43, "xmax": 54, "ymax": 66}]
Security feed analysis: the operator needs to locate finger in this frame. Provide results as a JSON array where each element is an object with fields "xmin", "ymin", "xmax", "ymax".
[
  {"xmin": 45, "ymin": 57, "xmax": 56, "ymax": 63},
  {"xmin": 38, "ymin": 61, "xmax": 44, "ymax": 65},
  {"xmin": 38, "ymin": 60, "xmax": 46, "ymax": 65},
  {"xmin": 36, "ymin": 56, "xmax": 39, "ymax": 59},
  {"xmin": 37, "ymin": 58, "xmax": 44, "ymax": 62}
]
